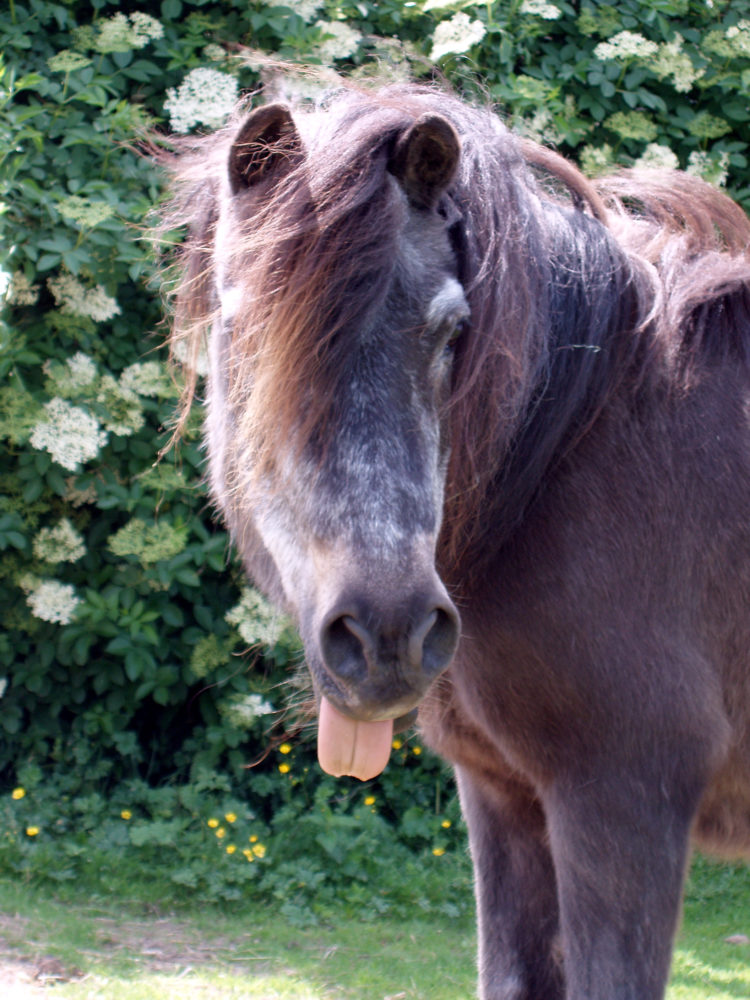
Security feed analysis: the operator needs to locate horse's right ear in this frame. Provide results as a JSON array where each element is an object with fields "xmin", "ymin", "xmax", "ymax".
[
  {"xmin": 390, "ymin": 114, "xmax": 460, "ymax": 210},
  {"xmin": 228, "ymin": 104, "xmax": 303, "ymax": 194}
]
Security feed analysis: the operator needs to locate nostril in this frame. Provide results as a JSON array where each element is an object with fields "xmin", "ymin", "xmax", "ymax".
[
  {"xmin": 418, "ymin": 605, "xmax": 460, "ymax": 677},
  {"xmin": 320, "ymin": 614, "xmax": 372, "ymax": 683}
]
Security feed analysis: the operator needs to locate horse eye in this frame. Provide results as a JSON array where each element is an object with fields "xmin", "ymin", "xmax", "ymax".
[{"xmin": 444, "ymin": 319, "xmax": 466, "ymax": 353}]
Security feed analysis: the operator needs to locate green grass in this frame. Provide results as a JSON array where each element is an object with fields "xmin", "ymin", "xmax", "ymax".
[{"xmin": 0, "ymin": 855, "xmax": 748, "ymax": 998}]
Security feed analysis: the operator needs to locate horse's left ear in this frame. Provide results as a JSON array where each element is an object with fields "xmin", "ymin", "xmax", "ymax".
[
  {"xmin": 228, "ymin": 103, "xmax": 303, "ymax": 194},
  {"xmin": 390, "ymin": 114, "xmax": 460, "ymax": 210}
]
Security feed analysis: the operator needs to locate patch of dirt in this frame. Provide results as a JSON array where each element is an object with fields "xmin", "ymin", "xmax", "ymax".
[{"xmin": 0, "ymin": 910, "xmax": 275, "ymax": 994}]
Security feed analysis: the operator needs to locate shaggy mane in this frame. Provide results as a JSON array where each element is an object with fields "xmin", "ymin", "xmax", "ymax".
[{"xmin": 160, "ymin": 84, "xmax": 750, "ymax": 580}]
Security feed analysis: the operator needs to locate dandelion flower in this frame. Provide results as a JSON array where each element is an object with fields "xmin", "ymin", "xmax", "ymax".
[
  {"xmin": 441, "ymin": 820, "xmax": 452, "ymax": 828},
  {"xmin": 432, "ymin": 846, "xmax": 445, "ymax": 856},
  {"xmin": 412, "ymin": 746, "xmax": 422, "ymax": 756},
  {"xmin": 279, "ymin": 763, "xmax": 291, "ymax": 774},
  {"xmin": 279, "ymin": 743, "xmax": 292, "ymax": 755},
  {"xmin": 226, "ymin": 844, "xmax": 236, "ymax": 854},
  {"xmin": 364, "ymin": 796, "xmax": 376, "ymax": 806},
  {"xmin": 249, "ymin": 835, "xmax": 258, "ymax": 843},
  {"xmin": 252, "ymin": 843, "xmax": 267, "ymax": 858},
  {"xmin": 225, "ymin": 812, "xmax": 237, "ymax": 824},
  {"xmin": 207, "ymin": 818, "xmax": 219, "ymax": 828},
  {"xmin": 26, "ymin": 826, "xmax": 40, "ymax": 837},
  {"xmin": 121, "ymin": 810, "xmax": 132, "ymax": 820},
  {"xmin": 392, "ymin": 738, "xmax": 403, "ymax": 750},
  {"xmin": 243, "ymin": 848, "xmax": 254, "ymax": 861},
  {"xmin": 216, "ymin": 827, "xmax": 226, "ymax": 838},
  {"xmin": 12, "ymin": 788, "xmax": 25, "ymax": 800}
]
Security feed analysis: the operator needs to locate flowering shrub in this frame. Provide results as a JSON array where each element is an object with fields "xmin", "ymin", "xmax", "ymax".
[{"xmin": 2, "ymin": 0, "xmax": 750, "ymax": 897}]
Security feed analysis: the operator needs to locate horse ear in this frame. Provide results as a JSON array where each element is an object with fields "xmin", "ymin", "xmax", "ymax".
[
  {"xmin": 390, "ymin": 114, "xmax": 460, "ymax": 209},
  {"xmin": 228, "ymin": 104, "xmax": 303, "ymax": 194}
]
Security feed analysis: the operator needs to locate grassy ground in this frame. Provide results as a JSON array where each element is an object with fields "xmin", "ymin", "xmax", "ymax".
[{"xmin": 0, "ymin": 856, "xmax": 748, "ymax": 999}]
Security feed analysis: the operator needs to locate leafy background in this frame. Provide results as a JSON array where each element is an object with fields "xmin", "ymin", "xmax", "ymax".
[{"xmin": 2, "ymin": 0, "xmax": 749, "ymax": 914}]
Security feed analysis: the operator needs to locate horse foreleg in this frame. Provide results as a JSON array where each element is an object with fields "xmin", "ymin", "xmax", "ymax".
[
  {"xmin": 456, "ymin": 764, "xmax": 564, "ymax": 1000},
  {"xmin": 542, "ymin": 768, "xmax": 698, "ymax": 1000}
]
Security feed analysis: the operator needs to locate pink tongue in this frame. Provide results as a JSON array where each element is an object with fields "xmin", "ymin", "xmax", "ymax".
[{"xmin": 317, "ymin": 696, "xmax": 393, "ymax": 781}]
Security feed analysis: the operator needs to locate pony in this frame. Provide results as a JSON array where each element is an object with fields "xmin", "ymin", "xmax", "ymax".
[{"xmin": 162, "ymin": 84, "xmax": 750, "ymax": 999}]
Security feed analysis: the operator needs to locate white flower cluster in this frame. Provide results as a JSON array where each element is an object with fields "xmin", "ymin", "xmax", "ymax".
[
  {"xmin": 687, "ymin": 149, "xmax": 730, "ymax": 188},
  {"xmin": 33, "ymin": 518, "xmax": 86, "ymax": 564},
  {"xmin": 97, "ymin": 375, "xmax": 145, "ymax": 436},
  {"xmin": 48, "ymin": 273, "xmax": 120, "ymax": 322},
  {"xmin": 45, "ymin": 351, "xmax": 98, "ymax": 397},
  {"xmin": 263, "ymin": 0, "xmax": 323, "ymax": 20},
  {"xmin": 47, "ymin": 50, "xmax": 92, "ymax": 73},
  {"xmin": 226, "ymin": 586, "xmax": 285, "ymax": 648},
  {"xmin": 594, "ymin": 31, "xmax": 659, "ymax": 62},
  {"xmin": 726, "ymin": 20, "xmax": 750, "ymax": 57},
  {"xmin": 30, "ymin": 397, "xmax": 108, "ymax": 471},
  {"xmin": 120, "ymin": 360, "xmax": 175, "ymax": 399},
  {"xmin": 95, "ymin": 12, "xmax": 163, "ymax": 53},
  {"xmin": 222, "ymin": 692, "xmax": 276, "ymax": 729},
  {"xmin": 579, "ymin": 143, "xmax": 616, "ymax": 178},
  {"xmin": 430, "ymin": 12, "xmax": 486, "ymax": 61},
  {"xmin": 4, "ymin": 271, "xmax": 39, "ymax": 306},
  {"xmin": 164, "ymin": 68, "xmax": 239, "ymax": 133},
  {"xmin": 25, "ymin": 578, "xmax": 81, "ymax": 625},
  {"xmin": 634, "ymin": 144, "xmax": 680, "ymax": 171},
  {"xmin": 520, "ymin": 0, "xmax": 561, "ymax": 19},
  {"xmin": 58, "ymin": 195, "xmax": 114, "ymax": 228},
  {"xmin": 650, "ymin": 35, "xmax": 703, "ymax": 93},
  {"xmin": 313, "ymin": 20, "xmax": 362, "ymax": 61}
]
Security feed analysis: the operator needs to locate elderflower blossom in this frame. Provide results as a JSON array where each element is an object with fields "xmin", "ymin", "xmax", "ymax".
[
  {"xmin": 221, "ymin": 693, "xmax": 276, "ymax": 729},
  {"xmin": 226, "ymin": 587, "xmax": 286, "ymax": 647},
  {"xmin": 108, "ymin": 517, "xmax": 188, "ymax": 564},
  {"xmin": 96, "ymin": 375, "xmax": 145, "ymax": 436},
  {"xmin": 430, "ymin": 13, "xmax": 486, "ymax": 60},
  {"xmin": 579, "ymin": 143, "xmax": 616, "ymax": 177},
  {"xmin": 26, "ymin": 579, "xmax": 81, "ymax": 625},
  {"xmin": 4, "ymin": 271, "xmax": 39, "ymax": 306},
  {"xmin": 48, "ymin": 273, "xmax": 120, "ymax": 322},
  {"xmin": 313, "ymin": 20, "xmax": 362, "ymax": 61},
  {"xmin": 687, "ymin": 150, "xmax": 730, "ymax": 188},
  {"xmin": 95, "ymin": 12, "xmax": 163, "ymax": 53},
  {"xmin": 33, "ymin": 519, "xmax": 86, "ymax": 564},
  {"xmin": 44, "ymin": 352, "xmax": 98, "ymax": 397},
  {"xmin": 119, "ymin": 360, "xmax": 174, "ymax": 399},
  {"xmin": 57, "ymin": 195, "xmax": 114, "ymax": 227},
  {"xmin": 260, "ymin": 0, "xmax": 323, "ymax": 20},
  {"xmin": 164, "ymin": 68, "xmax": 239, "ymax": 133},
  {"xmin": 520, "ymin": 0, "xmax": 561, "ymax": 18},
  {"xmin": 604, "ymin": 111, "xmax": 658, "ymax": 143},
  {"xmin": 726, "ymin": 20, "xmax": 750, "ymax": 57},
  {"xmin": 634, "ymin": 144, "xmax": 680, "ymax": 171},
  {"xmin": 594, "ymin": 31, "xmax": 659, "ymax": 62},
  {"xmin": 47, "ymin": 50, "xmax": 92, "ymax": 73},
  {"xmin": 30, "ymin": 398, "xmax": 108, "ymax": 471},
  {"xmin": 650, "ymin": 35, "xmax": 703, "ymax": 93}
]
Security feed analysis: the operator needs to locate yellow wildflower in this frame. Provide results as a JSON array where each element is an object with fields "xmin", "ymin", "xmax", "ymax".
[
  {"xmin": 243, "ymin": 848, "xmax": 254, "ymax": 861},
  {"xmin": 121, "ymin": 810, "xmax": 132, "ymax": 820},
  {"xmin": 11, "ymin": 788, "xmax": 25, "ymax": 800},
  {"xmin": 441, "ymin": 820, "xmax": 451, "ymax": 829},
  {"xmin": 207, "ymin": 817, "xmax": 219, "ymax": 828},
  {"xmin": 432, "ymin": 846, "xmax": 445, "ymax": 857},
  {"xmin": 226, "ymin": 844, "xmax": 236, "ymax": 854},
  {"xmin": 279, "ymin": 763, "xmax": 290, "ymax": 774},
  {"xmin": 26, "ymin": 826, "xmax": 40, "ymax": 837},
  {"xmin": 224, "ymin": 812, "xmax": 237, "ymax": 823},
  {"xmin": 279, "ymin": 742, "xmax": 292, "ymax": 754},
  {"xmin": 216, "ymin": 827, "xmax": 226, "ymax": 838},
  {"xmin": 412, "ymin": 746, "xmax": 422, "ymax": 756},
  {"xmin": 249, "ymin": 834, "xmax": 258, "ymax": 843},
  {"xmin": 391, "ymin": 739, "xmax": 402, "ymax": 750},
  {"xmin": 252, "ymin": 843, "xmax": 266, "ymax": 858},
  {"xmin": 364, "ymin": 795, "xmax": 376, "ymax": 806}
]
